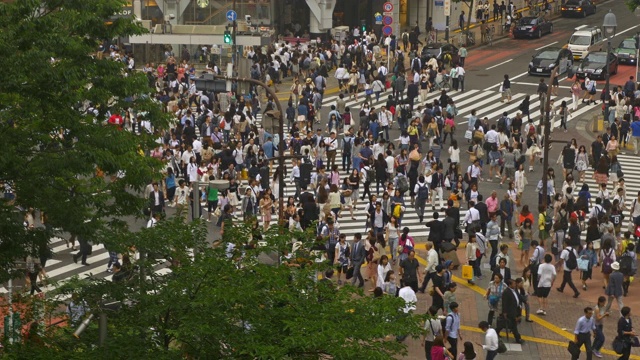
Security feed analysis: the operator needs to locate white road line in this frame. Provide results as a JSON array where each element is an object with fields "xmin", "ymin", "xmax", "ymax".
[
  {"xmin": 483, "ymin": 71, "xmax": 529, "ymax": 91},
  {"xmin": 616, "ymin": 24, "xmax": 640, "ymax": 37},
  {"xmin": 535, "ymin": 41, "xmax": 558, "ymax": 51},
  {"xmin": 485, "ymin": 59, "xmax": 513, "ymax": 71},
  {"xmin": 472, "ymin": 93, "xmax": 528, "ymax": 122},
  {"xmin": 512, "ymin": 81, "xmax": 572, "ymax": 89}
]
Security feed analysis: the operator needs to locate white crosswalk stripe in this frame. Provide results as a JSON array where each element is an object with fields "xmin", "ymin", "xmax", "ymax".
[
  {"xmin": 582, "ymin": 153, "xmax": 639, "ymax": 236},
  {"xmin": 2, "ymin": 86, "xmax": 601, "ymax": 294}
]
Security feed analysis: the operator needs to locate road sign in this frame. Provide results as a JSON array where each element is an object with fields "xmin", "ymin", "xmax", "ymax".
[
  {"xmin": 374, "ymin": 12, "xmax": 383, "ymax": 25},
  {"xmin": 383, "ymin": 16, "xmax": 393, "ymax": 26},
  {"xmin": 382, "ymin": 25, "xmax": 393, "ymax": 36},
  {"xmin": 226, "ymin": 10, "xmax": 237, "ymax": 22},
  {"xmin": 435, "ymin": 0, "xmax": 444, "ymax": 5},
  {"xmin": 383, "ymin": 2, "xmax": 393, "ymax": 12},
  {"xmin": 444, "ymin": 0, "xmax": 451, "ymax": 16},
  {"xmin": 383, "ymin": 11, "xmax": 393, "ymax": 16}
]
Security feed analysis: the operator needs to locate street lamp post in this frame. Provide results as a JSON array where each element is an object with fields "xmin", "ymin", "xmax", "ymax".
[
  {"xmin": 602, "ymin": 10, "xmax": 617, "ymax": 121},
  {"xmin": 541, "ymin": 68, "xmax": 558, "ymax": 208}
]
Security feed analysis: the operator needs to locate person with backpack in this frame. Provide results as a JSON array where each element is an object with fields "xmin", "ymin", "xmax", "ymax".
[
  {"xmin": 599, "ymin": 238, "xmax": 616, "ymax": 290},
  {"xmin": 604, "ymin": 262, "xmax": 625, "ymax": 314},
  {"xmin": 619, "ymin": 242, "xmax": 637, "ymax": 297},
  {"xmin": 556, "ymin": 243, "xmax": 580, "ymax": 298},
  {"xmin": 414, "ymin": 175, "xmax": 430, "ymax": 223}
]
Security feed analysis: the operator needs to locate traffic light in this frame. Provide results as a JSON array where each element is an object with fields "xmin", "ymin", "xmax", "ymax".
[
  {"xmin": 223, "ymin": 30, "xmax": 232, "ymax": 44},
  {"xmin": 360, "ymin": 19, "xmax": 366, "ymax": 32}
]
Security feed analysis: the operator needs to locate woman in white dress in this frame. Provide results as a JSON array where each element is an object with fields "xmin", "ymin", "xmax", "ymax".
[{"xmin": 376, "ymin": 255, "xmax": 392, "ymax": 289}]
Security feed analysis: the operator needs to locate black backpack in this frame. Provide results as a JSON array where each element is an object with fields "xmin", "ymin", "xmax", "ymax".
[
  {"xmin": 565, "ymin": 247, "xmax": 577, "ymax": 270},
  {"xmin": 620, "ymin": 253, "xmax": 635, "ymax": 276},
  {"xmin": 417, "ymin": 184, "xmax": 429, "ymax": 200}
]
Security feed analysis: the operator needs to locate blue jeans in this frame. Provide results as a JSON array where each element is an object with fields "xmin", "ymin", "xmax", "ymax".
[
  {"xmin": 593, "ymin": 324, "xmax": 605, "ymax": 351},
  {"xmin": 486, "ymin": 350, "xmax": 498, "ymax": 360}
]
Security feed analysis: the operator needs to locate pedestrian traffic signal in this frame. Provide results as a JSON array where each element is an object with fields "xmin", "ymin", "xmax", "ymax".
[
  {"xmin": 360, "ymin": 20, "xmax": 366, "ymax": 32},
  {"xmin": 223, "ymin": 30, "xmax": 232, "ymax": 44}
]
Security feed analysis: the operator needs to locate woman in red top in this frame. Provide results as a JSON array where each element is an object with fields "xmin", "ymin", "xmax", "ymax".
[
  {"xmin": 431, "ymin": 335, "xmax": 454, "ymax": 360},
  {"xmin": 518, "ymin": 204, "xmax": 534, "ymax": 227}
]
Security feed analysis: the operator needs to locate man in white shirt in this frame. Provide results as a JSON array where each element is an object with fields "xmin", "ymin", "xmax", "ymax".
[
  {"xmin": 557, "ymin": 244, "xmax": 580, "ymax": 298},
  {"xmin": 478, "ymin": 321, "xmax": 499, "ymax": 360},
  {"xmin": 377, "ymin": 63, "xmax": 388, "ymax": 79},
  {"xmin": 324, "ymin": 131, "xmax": 339, "ymax": 170},
  {"xmin": 384, "ymin": 150, "xmax": 395, "ymax": 180},
  {"xmin": 456, "ymin": 64, "xmax": 466, "ymax": 92},
  {"xmin": 378, "ymin": 106, "xmax": 392, "ymax": 140},
  {"xmin": 420, "ymin": 241, "xmax": 439, "ymax": 291},
  {"xmin": 464, "ymin": 201, "xmax": 481, "ymax": 231},
  {"xmin": 398, "ymin": 285, "xmax": 417, "ymax": 313},
  {"xmin": 484, "ymin": 125, "xmax": 499, "ymax": 147},
  {"xmin": 536, "ymin": 253, "xmax": 556, "ymax": 315}
]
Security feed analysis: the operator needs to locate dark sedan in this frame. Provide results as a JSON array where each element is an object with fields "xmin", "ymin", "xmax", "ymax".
[
  {"xmin": 420, "ymin": 43, "xmax": 459, "ymax": 65},
  {"xmin": 614, "ymin": 38, "xmax": 638, "ymax": 65},
  {"xmin": 513, "ymin": 17, "xmax": 553, "ymax": 39},
  {"xmin": 561, "ymin": 0, "xmax": 596, "ymax": 17},
  {"xmin": 528, "ymin": 48, "xmax": 573, "ymax": 75},
  {"xmin": 575, "ymin": 52, "xmax": 618, "ymax": 80}
]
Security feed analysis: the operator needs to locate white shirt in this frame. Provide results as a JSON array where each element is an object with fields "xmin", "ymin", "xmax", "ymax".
[
  {"xmin": 398, "ymin": 286, "xmax": 417, "ymax": 313},
  {"xmin": 483, "ymin": 328, "xmax": 499, "ymax": 351},
  {"xmin": 464, "ymin": 207, "xmax": 480, "ymax": 223},
  {"xmin": 385, "ymin": 155, "xmax": 395, "ymax": 174},
  {"xmin": 378, "ymin": 110, "xmax": 391, "ymax": 126},
  {"xmin": 324, "ymin": 137, "xmax": 338, "ymax": 151},
  {"xmin": 484, "ymin": 129, "xmax": 499, "ymax": 144},
  {"xmin": 426, "ymin": 248, "xmax": 439, "ymax": 273},
  {"xmin": 457, "ymin": 66, "xmax": 466, "ymax": 76},
  {"xmin": 537, "ymin": 263, "xmax": 557, "ymax": 287},
  {"xmin": 377, "ymin": 65, "xmax": 388, "ymax": 76},
  {"xmin": 560, "ymin": 247, "xmax": 578, "ymax": 272}
]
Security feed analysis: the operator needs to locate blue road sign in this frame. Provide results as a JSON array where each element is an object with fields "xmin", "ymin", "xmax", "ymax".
[
  {"xmin": 375, "ymin": 14, "xmax": 383, "ymax": 21},
  {"xmin": 382, "ymin": 25, "xmax": 392, "ymax": 36},
  {"xmin": 383, "ymin": 16, "xmax": 393, "ymax": 25},
  {"xmin": 226, "ymin": 10, "xmax": 237, "ymax": 22}
]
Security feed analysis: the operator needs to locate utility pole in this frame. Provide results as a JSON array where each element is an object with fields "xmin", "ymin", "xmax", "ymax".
[
  {"xmin": 541, "ymin": 67, "xmax": 557, "ymax": 208},
  {"xmin": 232, "ymin": 0, "xmax": 237, "ymax": 66}
]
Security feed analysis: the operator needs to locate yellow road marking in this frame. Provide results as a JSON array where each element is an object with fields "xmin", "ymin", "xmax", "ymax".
[{"xmin": 414, "ymin": 253, "xmax": 640, "ymax": 358}]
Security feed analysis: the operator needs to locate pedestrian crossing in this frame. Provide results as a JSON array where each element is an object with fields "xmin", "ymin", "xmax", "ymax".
[
  {"xmin": 582, "ymin": 153, "xmax": 639, "ymax": 235},
  {"xmin": 3, "ymin": 86, "xmax": 602, "ymax": 295}
]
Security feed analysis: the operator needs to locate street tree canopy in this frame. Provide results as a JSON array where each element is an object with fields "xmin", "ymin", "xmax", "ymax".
[
  {"xmin": 625, "ymin": 0, "xmax": 640, "ymax": 12},
  {"xmin": 7, "ymin": 220, "xmax": 425, "ymax": 359},
  {"xmin": 0, "ymin": 0, "xmax": 168, "ymax": 282}
]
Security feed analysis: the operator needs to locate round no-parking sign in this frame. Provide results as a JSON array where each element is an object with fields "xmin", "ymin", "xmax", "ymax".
[
  {"xmin": 383, "ymin": 16, "xmax": 393, "ymax": 25},
  {"xmin": 382, "ymin": 25, "xmax": 393, "ymax": 36},
  {"xmin": 383, "ymin": 2, "xmax": 393, "ymax": 12}
]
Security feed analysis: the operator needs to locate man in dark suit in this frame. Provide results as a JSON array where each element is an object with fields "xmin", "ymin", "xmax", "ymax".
[
  {"xmin": 492, "ymin": 257, "xmax": 511, "ymax": 282},
  {"xmin": 497, "ymin": 278, "xmax": 524, "ymax": 344},
  {"xmin": 149, "ymin": 182, "xmax": 165, "ymax": 216},
  {"xmin": 350, "ymin": 233, "xmax": 367, "ymax": 288},
  {"xmin": 474, "ymin": 194, "xmax": 490, "ymax": 235}
]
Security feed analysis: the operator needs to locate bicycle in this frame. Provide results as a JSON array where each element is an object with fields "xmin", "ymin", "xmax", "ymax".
[
  {"xmin": 427, "ymin": 31, "xmax": 436, "ymax": 45},
  {"xmin": 457, "ymin": 31, "xmax": 476, "ymax": 47},
  {"xmin": 485, "ymin": 25, "xmax": 495, "ymax": 46},
  {"xmin": 433, "ymin": 74, "xmax": 451, "ymax": 91}
]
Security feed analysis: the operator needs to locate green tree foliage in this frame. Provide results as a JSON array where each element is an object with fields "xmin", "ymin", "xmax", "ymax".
[
  {"xmin": 5, "ymin": 220, "xmax": 425, "ymax": 359},
  {"xmin": 625, "ymin": 0, "xmax": 640, "ymax": 12},
  {"xmin": 0, "ymin": 0, "xmax": 169, "ymax": 282}
]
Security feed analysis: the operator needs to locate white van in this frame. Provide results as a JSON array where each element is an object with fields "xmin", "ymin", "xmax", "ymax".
[{"xmin": 567, "ymin": 26, "xmax": 604, "ymax": 60}]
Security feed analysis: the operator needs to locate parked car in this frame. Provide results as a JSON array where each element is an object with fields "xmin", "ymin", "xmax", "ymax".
[
  {"xmin": 528, "ymin": 48, "xmax": 573, "ymax": 75},
  {"xmin": 420, "ymin": 43, "xmax": 459, "ymax": 65},
  {"xmin": 614, "ymin": 37, "xmax": 638, "ymax": 65},
  {"xmin": 575, "ymin": 52, "xmax": 618, "ymax": 80},
  {"xmin": 513, "ymin": 17, "xmax": 553, "ymax": 39},
  {"xmin": 561, "ymin": 0, "xmax": 596, "ymax": 17}
]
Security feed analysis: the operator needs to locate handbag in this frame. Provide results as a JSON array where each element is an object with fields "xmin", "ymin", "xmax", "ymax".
[
  {"xmin": 592, "ymin": 239, "xmax": 601, "ymax": 250},
  {"xmin": 461, "ymin": 264, "xmax": 474, "ymax": 280},
  {"xmin": 632, "ymin": 336, "xmax": 640, "ymax": 347},
  {"xmin": 464, "ymin": 130, "xmax": 473, "ymax": 140},
  {"xmin": 365, "ymin": 88, "xmax": 373, "ymax": 95},
  {"xmin": 213, "ymin": 207, "xmax": 222, "ymax": 217},
  {"xmin": 568, "ymin": 341, "xmax": 580, "ymax": 357},
  {"xmin": 497, "ymin": 338, "xmax": 507, "ymax": 353},
  {"xmin": 612, "ymin": 336, "xmax": 626, "ymax": 354},
  {"xmin": 577, "ymin": 257, "xmax": 589, "ymax": 271},
  {"xmin": 617, "ymin": 168, "xmax": 624, "ymax": 178},
  {"xmin": 345, "ymin": 266, "xmax": 355, "ymax": 279}
]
